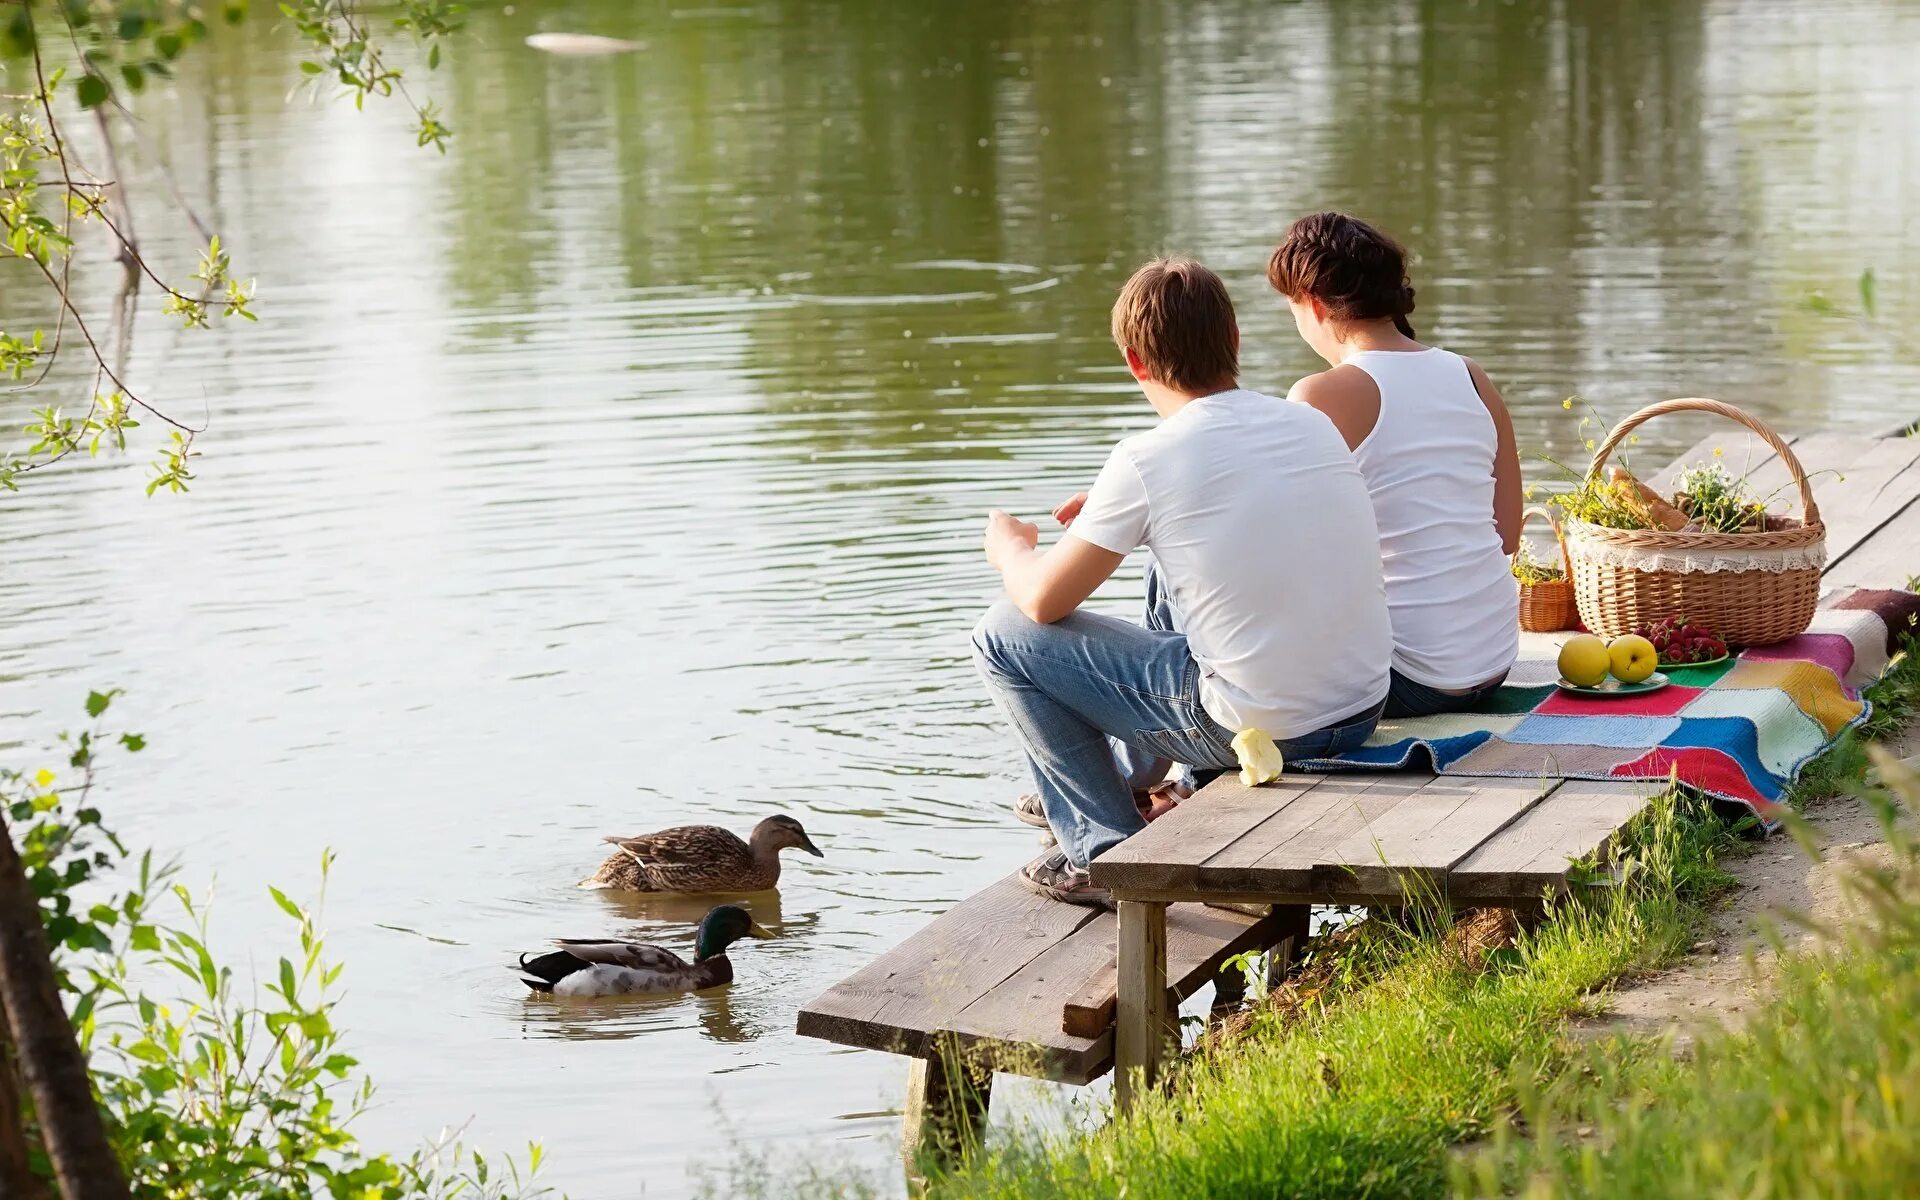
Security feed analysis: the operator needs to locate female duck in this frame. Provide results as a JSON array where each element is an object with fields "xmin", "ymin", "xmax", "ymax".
[
  {"xmin": 580, "ymin": 814, "xmax": 822, "ymax": 892},
  {"xmin": 516, "ymin": 904, "xmax": 772, "ymax": 997}
]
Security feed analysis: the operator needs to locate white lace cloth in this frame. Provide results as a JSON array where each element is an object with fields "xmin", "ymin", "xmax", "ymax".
[{"xmin": 1565, "ymin": 526, "xmax": 1826, "ymax": 575}]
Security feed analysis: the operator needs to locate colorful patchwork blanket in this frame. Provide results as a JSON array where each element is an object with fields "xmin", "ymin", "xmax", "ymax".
[{"xmin": 1296, "ymin": 589, "xmax": 1920, "ymax": 818}]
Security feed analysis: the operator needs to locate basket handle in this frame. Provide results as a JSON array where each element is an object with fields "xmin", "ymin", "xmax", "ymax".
[
  {"xmin": 1585, "ymin": 398, "xmax": 1821, "ymax": 528},
  {"xmin": 1516, "ymin": 504, "xmax": 1572, "ymax": 579}
]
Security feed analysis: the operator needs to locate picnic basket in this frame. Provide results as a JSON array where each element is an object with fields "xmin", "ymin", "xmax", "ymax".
[
  {"xmin": 1565, "ymin": 398, "xmax": 1824, "ymax": 645},
  {"xmin": 1515, "ymin": 505, "xmax": 1576, "ymax": 632}
]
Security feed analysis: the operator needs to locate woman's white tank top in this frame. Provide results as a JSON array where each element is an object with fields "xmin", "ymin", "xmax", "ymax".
[{"xmin": 1327, "ymin": 348, "xmax": 1518, "ymax": 689}]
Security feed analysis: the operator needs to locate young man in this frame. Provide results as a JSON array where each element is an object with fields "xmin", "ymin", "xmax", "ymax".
[{"xmin": 972, "ymin": 256, "xmax": 1394, "ymax": 906}]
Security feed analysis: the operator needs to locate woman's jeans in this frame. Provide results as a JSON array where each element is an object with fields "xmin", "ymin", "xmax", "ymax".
[
  {"xmin": 970, "ymin": 590, "xmax": 1381, "ymax": 870},
  {"xmin": 1383, "ymin": 669, "xmax": 1506, "ymax": 719}
]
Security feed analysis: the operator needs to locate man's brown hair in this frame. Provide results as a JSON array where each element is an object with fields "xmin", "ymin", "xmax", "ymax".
[{"xmin": 1109, "ymin": 256, "xmax": 1239, "ymax": 393}]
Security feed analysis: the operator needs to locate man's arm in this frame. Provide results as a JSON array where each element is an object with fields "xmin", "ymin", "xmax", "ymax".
[{"xmin": 984, "ymin": 511, "xmax": 1126, "ymax": 624}]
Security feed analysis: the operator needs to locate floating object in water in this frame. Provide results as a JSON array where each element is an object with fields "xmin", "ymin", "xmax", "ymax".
[
  {"xmin": 525, "ymin": 32, "xmax": 647, "ymax": 56},
  {"xmin": 515, "ymin": 905, "xmax": 773, "ymax": 996}
]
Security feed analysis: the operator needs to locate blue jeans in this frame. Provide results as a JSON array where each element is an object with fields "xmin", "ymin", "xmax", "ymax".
[
  {"xmin": 1384, "ymin": 669, "xmax": 1506, "ymax": 719},
  {"xmin": 970, "ymin": 596, "xmax": 1381, "ymax": 869}
]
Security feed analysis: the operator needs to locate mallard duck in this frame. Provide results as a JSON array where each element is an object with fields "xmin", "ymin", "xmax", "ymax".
[
  {"xmin": 578, "ymin": 814, "xmax": 823, "ymax": 892},
  {"xmin": 515, "ymin": 904, "xmax": 772, "ymax": 997}
]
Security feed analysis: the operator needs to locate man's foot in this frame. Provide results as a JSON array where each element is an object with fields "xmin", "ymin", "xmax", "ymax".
[
  {"xmin": 1019, "ymin": 850, "xmax": 1112, "ymax": 908},
  {"xmin": 1013, "ymin": 780, "xmax": 1192, "ymax": 830},
  {"xmin": 1013, "ymin": 792, "xmax": 1050, "ymax": 829}
]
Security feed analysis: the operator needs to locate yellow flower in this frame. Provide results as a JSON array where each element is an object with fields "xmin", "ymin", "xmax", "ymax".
[
  {"xmin": 1524, "ymin": 485, "xmax": 1536, "ymax": 499},
  {"xmin": 1629, "ymin": 435, "xmax": 1639, "ymax": 444},
  {"xmin": 1562, "ymin": 398, "xmax": 1574, "ymax": 410},
  {"xmin": 1585, "ymin": 439, "xmax": 1596, "ymax": 450},
  {"xmin": 1713, "ymin": 447, "xmax": 1725, "ymax": 457}
]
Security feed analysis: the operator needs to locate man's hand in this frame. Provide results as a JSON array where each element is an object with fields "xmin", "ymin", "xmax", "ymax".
[
  {"xmin": 1052, "ymin": 491, "xmax": 1090, "ymax": 527},
  {"xmin": 983, "ymin": 510, "xmax": 1040, "ymax": 571}
]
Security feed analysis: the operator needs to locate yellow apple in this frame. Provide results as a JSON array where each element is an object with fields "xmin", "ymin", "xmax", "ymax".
[
  {"xmin": 1608, "ymin": 634, "xmax": 1659, "ymax": 684},
  {"xmin": 1557, "ymin": 634, "xmax": 1611, "ymax": 687},
  {"xmin": 1232, "ymin": 729, "xmax": 1286, "ymax": 786}
]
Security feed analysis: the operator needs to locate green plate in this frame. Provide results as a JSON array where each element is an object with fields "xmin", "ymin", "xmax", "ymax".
[
  {"xmin": 1556, "ymin": 672, "xmax": 1671, "ymax": 697},
  {"xmin": 1658, "ymin": 653, "xmax": 1731, "ymax": 671}
]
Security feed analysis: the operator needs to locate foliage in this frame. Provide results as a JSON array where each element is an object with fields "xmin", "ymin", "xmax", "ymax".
[
  {"xmin": 3, "ymin": 692, "xmax": 555, "ymax": 1198},
  {"xmin": 1549, "ymin": 473, "xmax": 1655, "ymax": 531},
  {"xmin": 1672, "ymin": 463, "xmax": 1766, "ymax": 533},
  {"xmin": 0, "ymin": 0, "xmax": 461, "ymax": 494},
  {"xmin": 1454, "ymin": 752, "xmax": 1920, "ymax": 1199},
  {"xmin": 1511, "ymin": 540, "xmax": 1565, "ymax": 585}
]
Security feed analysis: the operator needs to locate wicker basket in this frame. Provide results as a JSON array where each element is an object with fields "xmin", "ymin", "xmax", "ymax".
[
  {"xmin": 1515, "ymin": 505, "xmax": 1577, "ymax": 632},
  {"xmin": 1565, "ymin": 398, "xmax": 1825, "ymax": 646}
]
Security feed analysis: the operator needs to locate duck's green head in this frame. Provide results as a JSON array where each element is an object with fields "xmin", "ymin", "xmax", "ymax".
[{"xmin": 695, "ymin": 904, "xmax": 775, "ymax": 961}]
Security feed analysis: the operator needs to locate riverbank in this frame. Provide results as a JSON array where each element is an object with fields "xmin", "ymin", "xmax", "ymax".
[{"xmin": 706, "ymin": 638, "xmax": 1920, "ymax": 1200}]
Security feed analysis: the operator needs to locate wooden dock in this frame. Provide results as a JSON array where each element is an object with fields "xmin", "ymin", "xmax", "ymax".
[{"xmin": 796, "ymin": 419, "xmax": 1920, "ymax": 1162}]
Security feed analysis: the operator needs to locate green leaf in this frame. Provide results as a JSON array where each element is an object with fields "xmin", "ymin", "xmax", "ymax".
[
  {"xmin": 85, "ymin": 689, "xmax": 113, "ymax": 717},
  {"xmin": 155, "ymin": 31, "xmax": 182, "ymax": 60},
  {"xmin": 278, "ymin": 956, "xmax": 297, "ymax": 1000},
  {"xmin": 117, "ymin": 13, "xmax": 147, "ymax": 40},
  {"xmin": 427, "ymin": 41, "xmax": 440, "ymax": 70},
  {"xmin": 300, "ymin": 59, "xmax": 324, "ymax": 75},
  {"xmin": 120, "ymin": 64, "xmax": 145, "ymax": 93},
  {"xmin": 76, "ymin": 73, "xmax": 110, "ymax": 109},
  {"xmin": 1860, "ymin": 268, "xmax": 1877, "ymax": 318},
  {"xmin": 269, "ymin": 885, "xmax": 303, "ymax": 921}
]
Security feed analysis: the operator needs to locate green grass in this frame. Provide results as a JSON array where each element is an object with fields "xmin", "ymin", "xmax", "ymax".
[{"xmin": 1454, "ymin": 775, "xmax": 1920, "ymax": 1199}]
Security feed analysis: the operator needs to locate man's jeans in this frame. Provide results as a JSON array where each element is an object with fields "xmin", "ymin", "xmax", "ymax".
[{"xmin": 971, "ymin": 592, "xmax": 1381, "ymax": 869}]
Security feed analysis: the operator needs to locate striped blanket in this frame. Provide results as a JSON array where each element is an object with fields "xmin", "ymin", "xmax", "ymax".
[{"xmin": 1296, "ymin": 589, "xmax": 1920, "ymax": 817}]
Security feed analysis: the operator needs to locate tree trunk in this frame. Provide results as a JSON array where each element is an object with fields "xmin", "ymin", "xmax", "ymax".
[
  {"xmin": 0, "ymin": 1014, "xmax": 50, "ymax": 1200},
  {"xmin": 0, "ymin": 813, "xmax": 127, "ymax": 1200}
]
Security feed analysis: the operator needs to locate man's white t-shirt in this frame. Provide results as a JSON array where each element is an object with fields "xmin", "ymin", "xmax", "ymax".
[{"xmin": 1067, "ymin": 388, "xmax": 1393, "ymax": 740}]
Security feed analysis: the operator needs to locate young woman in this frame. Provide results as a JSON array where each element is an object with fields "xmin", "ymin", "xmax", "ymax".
[{"xmin": 1268, "ymin": 211, "xmax": 1522, "ymax": 719}]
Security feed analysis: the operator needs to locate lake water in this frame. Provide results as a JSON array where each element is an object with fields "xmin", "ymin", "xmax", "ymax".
[{"xmin": 3, "ymin": 0, "xmax": 1918, "ymax": 1194}]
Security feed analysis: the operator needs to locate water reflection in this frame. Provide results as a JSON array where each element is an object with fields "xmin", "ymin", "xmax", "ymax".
[{"xmin": 1, "ymin": 0, "xmax": 1917, "ymax": 1195}]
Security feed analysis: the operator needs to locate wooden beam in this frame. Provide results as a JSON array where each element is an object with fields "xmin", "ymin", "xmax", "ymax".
[
  {"xmin": 1114, "ymin": 900, "xmax": 1170, "ymax": 1111},
  {"xmin": 900, "ymin": 1042, "xmax": 992, "ymax": 1183}
]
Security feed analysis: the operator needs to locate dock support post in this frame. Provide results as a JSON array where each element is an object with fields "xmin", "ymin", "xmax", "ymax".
[
  {"xmin": 1266, "ymin": 903, "xmax": 1311, "ymax": 990},
  {"xmin": 1115, "ymin": 899, "xmax": 1170, "ymax": 1112},
  {"xmin": 901, "ymin": 1041, "xmax": 991, "ymax": 1185}
]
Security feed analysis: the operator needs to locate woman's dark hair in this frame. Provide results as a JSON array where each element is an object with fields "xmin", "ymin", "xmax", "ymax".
[{"xmin": 1267, "ymin": 211, "xmax": 1418, "ymax": 339}]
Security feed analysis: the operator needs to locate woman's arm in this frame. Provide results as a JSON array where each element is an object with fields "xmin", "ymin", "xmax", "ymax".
[{"xmin": 1463, "ymin": 357, "xmax": 1523, "ymax": 554}]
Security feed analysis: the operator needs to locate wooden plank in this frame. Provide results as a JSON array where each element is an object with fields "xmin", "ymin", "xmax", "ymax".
[
  {"xmin": 1736, "ymin": 431, "xmax": 1864, "ymax": 522},
  {"xmin": 1050, "ymin": 904, "xmax": 1285, "ymax": 1042},
  {"xmin": 1821, "ymin": 497, "xmax": 1920, "ymax": 594},
  {"xmin": 1202, "ymin": 775, "xmax": 1431, "ymax": 895},
  {"xmin": 1092, "ymin": 774, "xmax": 1425, "ymax": 894},
  {"xmin": 1321, "ymin": 777, "xmax": 1557, "ymax": 894},
  {"xmin": 1449, "ymin": 781, "xmax": 1653, "ymax": 901},
  {"xmin": 794, "ymin": 876, "xmax": 1100, "ymax": 1056},
  {"xmin": 1087, "ymin": 773, "xmax": 1332, "ymax": 893},
  {"xmin": 1806, "ymin": 436, "xmax": 1920, "ymax": 569},
  {"xmin": 1114, "ymin": 900, "xmax": 1170, "ymax": 1112}
]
